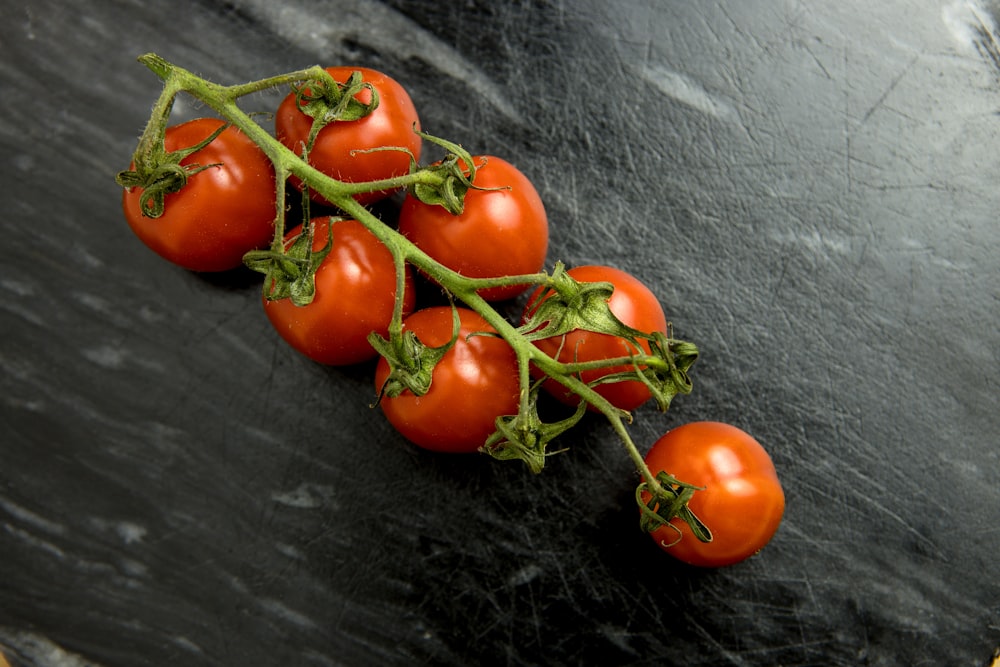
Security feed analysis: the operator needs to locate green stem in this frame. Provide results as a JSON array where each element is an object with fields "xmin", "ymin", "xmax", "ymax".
[{"xmin": 557, "ymin": 355, "xmax": 670, "ymax": 375}]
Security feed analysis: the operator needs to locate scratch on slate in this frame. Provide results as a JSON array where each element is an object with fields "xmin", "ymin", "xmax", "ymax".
[
  {"xmin": 860, "ymin": 54, "xmax": 919, "ymax": 126},
  {"xmin": 638, "ymin": 63, "xmax": 738, "ymax": 123},
  {"xmin": 971, "ymin": 3, "xmax": 1000, "ymax": 71}
]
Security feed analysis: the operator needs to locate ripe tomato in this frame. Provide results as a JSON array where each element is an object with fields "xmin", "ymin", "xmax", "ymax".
[
  {"xmin": 374, "ymin": 307, "xmax": 520, "ymax": 453},
  {"xmin": 263, "ymin": 217, "xmax": 416, "ymax": 366},
  {"xmin": 275, "ymin": 66, "xmax": 421, "ymax": 206},
  {"xmin": 642, "ymin": 422, "xmax": 785, "ymax": 567},
  {"xmin": 397, "ymin": 155, "xmax": 549, "ymax": 301},
  {"xmin": 121, "ymin": 118, "xmax": 276, "ymax": 272},
  {"xmin": 525, "ymin": 265, "xmax": 667, "ymax": 412}
]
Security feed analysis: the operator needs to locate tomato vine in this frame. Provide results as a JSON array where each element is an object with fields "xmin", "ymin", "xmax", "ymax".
[{"xmin": 117, "ymin": 53, "xmax": 713, "ymax": 550}]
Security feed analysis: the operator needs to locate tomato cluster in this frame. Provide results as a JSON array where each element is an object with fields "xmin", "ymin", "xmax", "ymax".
[{"xmin": 118, "ymin": 61, "xmax": 784, "ymax": 567}]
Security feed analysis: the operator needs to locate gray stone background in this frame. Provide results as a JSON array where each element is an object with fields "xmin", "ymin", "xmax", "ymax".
[{"xmin": 1, "ymin": 1, "xmax": 998, "ymax": 665}]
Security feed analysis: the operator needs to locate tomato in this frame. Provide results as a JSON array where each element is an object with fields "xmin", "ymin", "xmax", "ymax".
[
  {"xmin": 642, "ymin": 422, "xmax": 784, "ymax": 567},
  {"xmin": 275, "ymin": 66, "xmax": 421, "ymax": 206},
  {"xmin": 263, "ymin": 217, "xmax": 416, "ymax": 366},
  {"xmin": 121, "ymin": 118, "xmax": 276, "ymax": 272},
  {"xmin": 398, "ymin": 155, "xmax": 549, "ymax": 301},
  {"xmin": 374, "ymin": 307, "xmax": 520, "ymax": 453},
  {"xmin": 525, "ymin": 265, "xmax": 667, "ymax": 412}
]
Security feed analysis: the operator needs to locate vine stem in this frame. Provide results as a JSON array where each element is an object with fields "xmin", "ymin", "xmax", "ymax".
[{"xmin": 133, "ymin": 53, "xmax": 671, "ymax": 498}]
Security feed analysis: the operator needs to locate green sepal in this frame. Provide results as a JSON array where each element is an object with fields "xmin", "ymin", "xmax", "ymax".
[
  {"xmin": 115, "ymin": 120, "xmax": 229, "ymax": 219},
  {"xmin": 369, "ymin": 304, "xmax": 460, "ymax": 400},
  {"xmin": 481, "ymin": 387, "xmax": 587, "ymax": 474},
  {"xmin": 244, "ymin": 217, "xmax": 336, "ymax": 307},
  {"xmin": 641, "ymin": 333, "xmax": 698, "ymax": 411},
  {"xmin": 636, "ymin": 471, "xmax": 712, "ymax": 543},
  {"xmin": 587, "ymin": 332, "xmax": 699, "ymax": 412},
  {"xmin": 517, "ymin": 262, "xmax": 646, "ymax": 343},
  {"xmin": 293, "ymin": 70, "xmax": 379, "ymax": 125},
  {"xmin": 406, "ymin": 130, "xmax": 509, "ymax": 215}
]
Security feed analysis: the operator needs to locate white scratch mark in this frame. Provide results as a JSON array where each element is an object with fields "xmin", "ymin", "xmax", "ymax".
[
  {"xmin": 115, "ymin": 521, "xmax": 147, "ymax": 545},
  {"xmin": 770, "ymin": 229, "xmax": 851, "ymax": 255},
  {"xmin": 639, "ymin": 63, "xmax": 737, "ymax": 122},
  {"xmin": 3, "ymin": 524, "xmax": 66, "ymax": 560},
  {"xmin": 271, "ymin": 482, "xmax": 337, "ymax": 510},
  {"xmin": 81, "ymin": 345, "xmax": 126, "ymax": 369},
  {"xmin": 0, "ymin": 497, "xmax": 66, "ymax": 536},
  {"xmin": 258, "ymin": 597, "xmax": 317, "ymax": 630},
  {"xmin": 1, "ymin": 279, "xmax": 35, "ymax": 296},
  {"xmin": 171, "ymin": 635, "xmax": 204, "ymax": 655},
  {"xmin": 507, "ymin": 563, "xmax": 543, "ymax": 587},
  {"xmin": 275, "ymin": 542, "xmax": 305, "ymax": 560}
]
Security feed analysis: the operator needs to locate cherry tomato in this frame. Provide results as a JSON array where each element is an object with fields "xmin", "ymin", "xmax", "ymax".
[
  {"xmin": 374, "ymin": 307, "xmax": 520, "ymax": 453},
  {"xmin": 642, "ymin": 422, "xmax": 785, "ymax": 567},
  {"xmin": 263, "ymin": 217, "xmax": 416, "ymax": 366},
  {"xmin": 525, "ymin": 265, "xmax": 667, "ymax": 412},
  {"xmin": 122, "ymin": 118, "xmax": 276, "ymax": 272},
  {"xmin": 275, "ymin": 66, "xmax": 421, "ymax": 206},
  {"xmin": 398, "ymin": 156, "xmax": 549, "ymax": 301}
]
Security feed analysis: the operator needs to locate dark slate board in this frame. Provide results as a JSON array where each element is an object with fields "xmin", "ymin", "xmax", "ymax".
[{"xmin": 2, "ymin": 1, "xmax": 998, "ymax": 665}]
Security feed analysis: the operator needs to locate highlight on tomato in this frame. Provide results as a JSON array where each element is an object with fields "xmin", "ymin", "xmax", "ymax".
[
  {"xmin": 398, "ymin": 155, "xmax": 549, "ymax": 301},
  {"xmin": 524, "ymin": 265, "xmax": 667, "ymax": 412},
  {"xmin": 275, "ymin": 66, "xmax": 421, "ymax": 206},
  {"xmin": 374, "ymin": 307, "xmax": 520, "ymax": 453},
  {"xmin": 642, "ymin": 422, "xmax": 785, "ymax": 567},
  {"xmin": 121, "ymin": 118, "xmax": 276, "ymax": 272},
  {"xmin": 262, "ymin": 217, "xmax": 416, "ymax": 366}
]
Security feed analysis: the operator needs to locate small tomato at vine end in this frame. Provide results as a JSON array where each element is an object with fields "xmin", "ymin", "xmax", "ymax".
[{"xmin": 642, "ymin": 422, "xmax": 785, "ymax": 567}]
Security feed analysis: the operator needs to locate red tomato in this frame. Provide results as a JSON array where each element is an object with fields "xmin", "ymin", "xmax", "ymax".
[
  {"xmin": 398, "ymin": 156, "xmax": 549, "ymax": 301},
  {"xmin": 642, "ymin": 422, "xmax": 785, "ymax": 567},
  {"xmin": 121, "ymin": 118, "xmax": 276, "ymax": 272},
  {"xmin": 263, "ymin": 217, "xmax": 416, "ymax": 366},
  {"xmin": 374, "ymin": 307, "xmax": 520, "ymax": 453},
  {"xmin": 275, "ymin": 66, "xmax": 421, "ymax": 206},
  {"xmin": 525, "ymin": 265, "xmax": 667, "ymax": 412}
]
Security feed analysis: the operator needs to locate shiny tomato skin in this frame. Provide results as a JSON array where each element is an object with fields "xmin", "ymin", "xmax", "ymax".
[
  {"xmin": 122, "ymin": 118, "xmax": 276, "ymax": 272},
  {"xmin": 525, "ymin": 265, "xmax": 667, "ymax": 412},
  {"xmin": 263, "ymin": 217, "xmax": 416, "ymax": 366},
  {"xmin": 275, "ymin": 66, "xmax": 421, "ymax": 206},
  {"xmin": 374, "ymin": 307, "xmax": 520, "ymax": 453},
  {"xmin": 398, "ymin": 156, "xmax": 549, "ymax": 301},
  {"xmin": 643, "ymin": 422, "xmax": 785, "ymax": 567}
]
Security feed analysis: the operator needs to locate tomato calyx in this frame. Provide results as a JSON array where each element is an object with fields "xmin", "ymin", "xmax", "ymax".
[
  {"xmin": 519, "ymin": 262, "xmax": 631, "ymax": 341},
  {"xmin": 292, "ymin": 70, "xmax": 379, "ymax": 135},
  {"xmin": 519, "ymin": 263, "xmax": 699, "ymax": 412},
  {"xmin": 636, "ymin": 471, "xmax": 713, "ymax": 544},
  {"xmin": 369, "ymin": 306, "xmax": 461, "ymax": 400},
  {"xmin": 601, "ymin": 332, "xmax": 699, "ymax": 412},
  {"xmin": 482, "ymin": 387, "xmax": 587, "ymax": 473},
  {"xmin": 244, "ymin": 217, "xmax": 335, "ymax": 307},
  {"xmin": 115, "ymin": 120, "xmax": 229, "ymax": 219},
  {"xmin": 406, "ymin": 132, "xmax": 508, "ymax": 215}
]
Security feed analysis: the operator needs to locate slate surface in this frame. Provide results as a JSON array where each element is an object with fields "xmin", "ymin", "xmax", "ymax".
[{"xmin": 2, "ymin": 1, "xmax": 999, "ymax": 665}]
